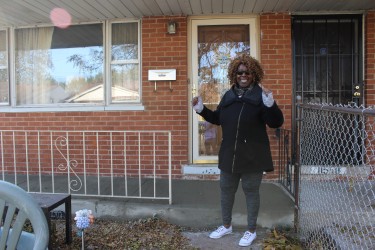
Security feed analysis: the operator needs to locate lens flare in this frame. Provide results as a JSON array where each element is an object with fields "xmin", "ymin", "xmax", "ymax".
[{"xmin": 50, "ymin": 8, "xmax": 71, "ymax": 29}]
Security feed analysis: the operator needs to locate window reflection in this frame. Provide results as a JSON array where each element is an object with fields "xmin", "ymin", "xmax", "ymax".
[
  {"xmin": 14, "ymin": 22, "xmax": 140, "ymax": 106},
  {"xmin": 0, "ymin": 30, "xmax": 8, "ymax": 104},
  {"xmin": 111, "ymin": 22, "xmax": 139, "ymax": 102},
  {"xmin": 197, "ymin": 25, "xmax": 250, "ymax": 157},
  {"xmin": 201, "ymin": 121, "xmax": 219, "ymax": 155},
  {"xmin": 15, "ymin": 24, "xmax": 103, "ymax": 105}
]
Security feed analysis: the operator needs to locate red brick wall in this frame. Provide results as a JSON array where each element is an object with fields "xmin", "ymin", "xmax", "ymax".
[
  {"xmin": 260, "ymin": 13, "xmax": 293, "ymax": 180},
  {"xmin": 1, "ymin": 12, "xmax": 373, "ymax": 180},
  {"xmin": 366, "ymin": 11, "xmax": 375, "ymax": 107},
  {"xmin": 365, "ymin": 11, "xmax": 375, "ymax": 175},
  {"xmin": 260, "ymin": 13, "xmax": 292, "ymax": 129},
  {"xmin": 0, "ymin": 16, "xmax": 189, "ymax": 178},
  {"xmin": 141, "ymin": 16, "xmax": 189, "ymax": 177}
]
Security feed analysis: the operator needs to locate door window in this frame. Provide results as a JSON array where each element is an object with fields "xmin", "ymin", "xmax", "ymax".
[{"xmin": 191, "ymin": 18, "xmax": 259, "ymax": 163}]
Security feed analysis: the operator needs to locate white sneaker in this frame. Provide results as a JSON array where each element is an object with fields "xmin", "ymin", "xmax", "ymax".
[
  {"xmin": 239, "ymin": 231, "xmax": 256, "ymax": 246},
  {"xmin": 209, "ymin": 225, "xmax": 232, "ymax": 239}
]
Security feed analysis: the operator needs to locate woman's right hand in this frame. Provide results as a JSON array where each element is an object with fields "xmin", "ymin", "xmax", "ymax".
[{"xmin": 192, "ymin": 96, "xmax": 203, "ymax": 113}]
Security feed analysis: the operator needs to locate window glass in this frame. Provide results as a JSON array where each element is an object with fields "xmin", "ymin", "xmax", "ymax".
[
  {"xmin": 0, "ymin": 30, "xmax": 8, "ymax": 104},
  {"xmin": 9, "ymin": 21, "xmax": 140, "ymax": 108},
  {"xmin": 197, "ymin": 25, "xmax": 249, "ymax": 157},
  {"xmin": 112, "ymin": 22, "xmax": 138, "ymax": 60},
  {"xmin": 111, "ymin": 64, "xmax": 139, "ymax": 102},
  {"xmin": 111, "ymin": 22, "xmax": 139, "ymax": 102},
  {"xmin": 15, "ymin": 24, "xmax": 104, "ymax": 105}
]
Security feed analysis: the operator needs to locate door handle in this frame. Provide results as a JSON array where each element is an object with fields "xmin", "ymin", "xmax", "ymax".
[{"xmin": 353, "ymin": 85, "xmax": 360, "ymax": 97}]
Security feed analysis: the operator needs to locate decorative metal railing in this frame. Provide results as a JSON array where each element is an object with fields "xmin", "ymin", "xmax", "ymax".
[
  {"xmin": 0, "ymin": 130, "xmax": 172, "ymax": 204},
  {"xmin": 277, "ymin": 128, "xmax": 298, "ymax": 199}
]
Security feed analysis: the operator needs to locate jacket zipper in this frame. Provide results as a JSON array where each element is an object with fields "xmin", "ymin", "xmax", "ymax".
[{"xmin": 231, "ymin": 103, "xmax": 245, "ymax": 173}]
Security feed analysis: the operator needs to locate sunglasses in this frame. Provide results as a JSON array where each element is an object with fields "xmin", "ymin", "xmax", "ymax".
[{"xmin": 236, "ymin": 71, "xmax": 251, "ymax": 76}]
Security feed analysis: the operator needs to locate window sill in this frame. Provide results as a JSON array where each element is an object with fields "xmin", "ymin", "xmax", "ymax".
[{"xmin": 0, "ymin": 104, "xmax": 145, "ymax": 113}]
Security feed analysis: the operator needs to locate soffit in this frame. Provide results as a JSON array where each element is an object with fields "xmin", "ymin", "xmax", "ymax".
[{"xmin": 0, "ymin": 0, "xmax": 374, "ymax": 27}]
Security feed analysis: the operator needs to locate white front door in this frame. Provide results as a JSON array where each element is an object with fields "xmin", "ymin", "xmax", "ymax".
[{"xmin": 190, "ymin": 17, "xmax": 259, "ymax": 163}]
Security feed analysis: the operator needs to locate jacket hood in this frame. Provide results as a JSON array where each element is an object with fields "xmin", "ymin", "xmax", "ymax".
[{"xmin": 220, "ymin": 84, "xmax": 262, "ymax": 108}]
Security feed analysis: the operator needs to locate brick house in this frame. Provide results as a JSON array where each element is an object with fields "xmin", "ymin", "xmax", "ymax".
[{"xmin": 0, "ymin": 0, "xmax": 374, "ymax": 183}]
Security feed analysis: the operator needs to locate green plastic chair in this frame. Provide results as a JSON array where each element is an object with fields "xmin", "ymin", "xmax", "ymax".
[{"xmin": 0, "ymin": 180, "xmax": 49, "ymax": 250}]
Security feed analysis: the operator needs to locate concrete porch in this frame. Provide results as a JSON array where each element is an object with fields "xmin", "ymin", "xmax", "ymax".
[{"xmin": 71, "ymin": 179, "xmax": 295, "ymax": 230}]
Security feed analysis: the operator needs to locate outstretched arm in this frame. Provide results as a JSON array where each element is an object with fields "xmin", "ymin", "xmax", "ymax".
[{"xmin": 191, "ymin": 96, "xmax": 221, "ymax": 125}]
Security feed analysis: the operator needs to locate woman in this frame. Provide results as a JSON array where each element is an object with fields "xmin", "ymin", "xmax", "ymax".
[{"xmin": 192, "ymin": 54, "xmax": 284, "ymax": 247}]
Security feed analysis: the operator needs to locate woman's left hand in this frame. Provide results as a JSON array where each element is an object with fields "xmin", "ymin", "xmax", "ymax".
[
  {"xmin": 259, "ymin": 84, "xmax": 275, "ymax": 107},
  {"xmin": 258, "ymin": 83, "xmax": 272, "ymax": 96}
]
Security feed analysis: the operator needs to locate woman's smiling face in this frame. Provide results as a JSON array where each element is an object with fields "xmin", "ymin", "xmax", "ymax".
[{"xmin": 236, "ymin": 64, "xmax": 253, "ymax": 88}]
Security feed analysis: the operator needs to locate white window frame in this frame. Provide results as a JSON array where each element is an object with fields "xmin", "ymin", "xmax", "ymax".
[
  {"xmin": 1, "ymin": 20, "xmax": 144, "ymax": 112},
  {"xmin": 0, "ymin": 28, "xmax": 9, "ymax": 106},
  {"xmin": 106, "ymin": 20, "xmax": 142, "ymax": 108}
]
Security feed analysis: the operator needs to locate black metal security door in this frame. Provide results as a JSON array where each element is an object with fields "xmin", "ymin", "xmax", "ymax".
[
  {"xmin": 291, "ymin": 15, "xmax": 364, "ymax": 169},
  {"xmin": 292, "ymin": 15, "xmax": 363, "ymax": 105}
]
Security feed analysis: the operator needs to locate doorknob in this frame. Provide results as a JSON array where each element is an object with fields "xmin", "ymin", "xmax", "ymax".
[{"xmin": 353, "ymin": 85, "xmax": 360, "ymax": 97}]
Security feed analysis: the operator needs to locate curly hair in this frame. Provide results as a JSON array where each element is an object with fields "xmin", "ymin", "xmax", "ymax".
[{"xmin": 227, "ymin": 54, "xmax": 264, "ymax": 85}]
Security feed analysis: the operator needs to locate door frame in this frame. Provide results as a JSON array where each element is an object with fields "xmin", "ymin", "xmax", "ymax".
[{"xmin": 187, "ymin": 15, "xmax": 260, "ymax": 164}]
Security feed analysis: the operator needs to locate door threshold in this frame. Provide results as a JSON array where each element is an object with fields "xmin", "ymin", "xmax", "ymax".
[{"xmin": 182, "ymin": 164, "xmax": 219, "ymax": 175}]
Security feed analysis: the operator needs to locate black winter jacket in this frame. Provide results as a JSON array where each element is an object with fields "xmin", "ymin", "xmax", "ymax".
[{"xmin": 198, "ymin": 84, "xmax": 284, "ymax": 173}]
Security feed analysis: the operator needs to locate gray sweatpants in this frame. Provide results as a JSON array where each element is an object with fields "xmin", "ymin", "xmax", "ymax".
[{"xmin": 220, "ymin": 171, "xmax": 263, "ymax": 231}]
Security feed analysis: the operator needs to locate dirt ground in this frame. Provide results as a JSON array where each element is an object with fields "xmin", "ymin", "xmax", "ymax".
[
  {"xmin": 50, "ymin": 218, "xmax": 197, "ymax": 249},
  {"xmin": 49, "ymin": 218, "xmax": 301, "ymax": 250}
]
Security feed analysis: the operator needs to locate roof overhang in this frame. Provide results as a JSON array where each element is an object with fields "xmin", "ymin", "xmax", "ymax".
[{"xmin": 0, "ymin": 0, "xmax": 374, "ymax": 27}]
